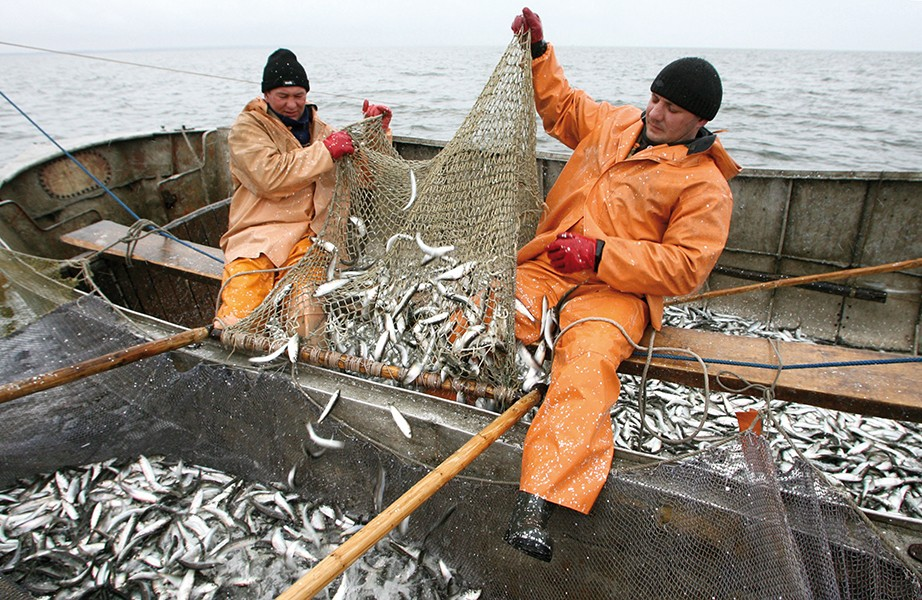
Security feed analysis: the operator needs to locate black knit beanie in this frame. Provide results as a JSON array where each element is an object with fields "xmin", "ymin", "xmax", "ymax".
[
  {"xmin": 650, "ymin": 57, "xmax": 722, "ymax": 121},
  {"xmin": 261, "ymin": 48, "xmax": 310, "ymax": 93}
]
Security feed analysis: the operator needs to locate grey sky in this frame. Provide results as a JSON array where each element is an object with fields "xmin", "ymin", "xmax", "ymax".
[{"xmin": 2, "ymin": 0, "xmax": 921, "ymax": 53}]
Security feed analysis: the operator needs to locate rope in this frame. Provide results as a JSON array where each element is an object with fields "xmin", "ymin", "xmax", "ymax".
[
  {"xmin": 0, "ymin": 88, "xmax": 223, "ymax": 264},
  {"xmin": 554, "ymin": 316, "xmax": 716, "ymax": 447},
  {"xmin": 637, "ymin": 349, "xmax": 922, "ymax": 370},
  {"xmin": 0, "ymin": 41, "xmax": 369, "ymax": 104}
]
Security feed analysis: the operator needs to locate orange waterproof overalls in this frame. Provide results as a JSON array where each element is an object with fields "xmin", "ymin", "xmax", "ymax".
[
  {"xmin": 215, "ymin": 98, "xmax": 335, "ymax": 329},
  {"xmin": 516, "ymin": 44, "xmax": 741, "ymax": 514}
]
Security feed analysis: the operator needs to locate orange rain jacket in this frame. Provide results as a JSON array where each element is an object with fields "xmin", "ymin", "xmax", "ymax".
[
  {"xmin": 516, "ymin": 44, "xmax": 740, "ymax": 513},
  {"xmin": 220, "ymin": 98, "xmax": 336, "ymax": 267},
  {"xmin": 519, "ymin": 44, "xmax": 741, "ymax": 329}
]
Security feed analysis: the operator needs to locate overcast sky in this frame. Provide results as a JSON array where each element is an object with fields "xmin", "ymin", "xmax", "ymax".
[{"xmin": 1, "ymin": 0, "xmax": 921, "ymax": 53}]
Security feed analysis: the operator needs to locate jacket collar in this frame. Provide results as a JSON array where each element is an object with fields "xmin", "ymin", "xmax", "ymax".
[
  {"xmin": 243, "ymin": 98, "xmax": 321, "ymax": 145},
  {"xmin": 632, "ymin": 113, "xmax": 741, "ymax": 180},
  {"xmin": 268, "ymin": 105, "xmax": 315, "ymax": 145}
]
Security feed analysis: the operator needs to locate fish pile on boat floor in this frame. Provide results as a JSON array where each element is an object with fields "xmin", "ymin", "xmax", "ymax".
[
  {"xmin": 611, "ymin": 304, "xmax": 922, "ymax": 520},
  {"xmin": 0, "ymin": 456, "xmax": 480, "ymax": 600}
]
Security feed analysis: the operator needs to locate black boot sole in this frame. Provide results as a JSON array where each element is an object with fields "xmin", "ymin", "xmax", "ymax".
[{"xmin": 503, "ymin": 528, "xmax": 553, "ymax": 562}]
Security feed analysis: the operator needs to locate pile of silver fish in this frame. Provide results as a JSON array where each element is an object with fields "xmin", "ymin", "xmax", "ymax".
[
  {"xmin": 317, "ymin": 233, "xmax": 515, "ymax": 388},
  {"xmin": 0, "ymin": 456, "xmax": 480, "ymax": 600},
  {"xmin": 612, "ymin": 304, "xmax": 922, "ymax": 519}
]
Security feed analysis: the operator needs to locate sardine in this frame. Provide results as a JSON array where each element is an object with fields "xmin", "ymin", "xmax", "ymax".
[
  {"xmin": 249, "ymin": 335, "xmax": 297, "ymax": 364},
  {"xmin": 389, "ymin": 405, "xmax": 413, "ymax": 439},
  {"xmin": 415, "ymin": 233, "xmax": 455, "ymax": 265},
  {"xmin": 402, "ymin": 169, "xmax": 417, "ymax": 211},
  {"xmin": 317, "ymin": 389, "xmax": 340, "ymax": 423},
  {"xmin": 306, "ymin": 423, "xmax": 345, "ymax": 450},
  {"xmin": 314, "ymin": 279, "xmax": 350, "ymax": 297},
  {"xmin": 386, "ymin": 233, "xmax": 412, "ymax": 252}
]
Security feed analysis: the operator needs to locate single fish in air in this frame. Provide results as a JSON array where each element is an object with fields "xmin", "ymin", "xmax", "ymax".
[
  {"xmin": 402, "ymin": 169, "xmax": 418, "ymax": 211},
  {"xmin": 389, "ymin": 405, "xmax": 412, "ymax": 439},
  {"xmin": 386, "ymin": 232, "xmax": 413, "ymax": 252},
  {"xmin": 307, "ymin": 422, "xmax": 345, "ymax": 450},
  {"xmin": 317, "ymin": 389, "xmax": 340, "ymax": 423},
  {"xmin": 416, "ymin": 233, "xmax": 455, "ymax": 265}
]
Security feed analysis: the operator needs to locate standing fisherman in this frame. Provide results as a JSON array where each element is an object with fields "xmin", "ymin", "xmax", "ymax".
[
  {"xmin": 506, "ymin": 8, "xmax": 741, "ymax": 561},
  {"xmin": 215, "ymin": 48, "xmax": 391, "ymax": 334}
]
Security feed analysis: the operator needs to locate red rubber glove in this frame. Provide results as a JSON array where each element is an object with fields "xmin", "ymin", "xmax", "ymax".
[
  {"xmin": 322, "ymin": 131, "xmax": 354, "ymax": 160},
  {"xmin": 547, "ymin": 232, "xmax": 598, "ymax": 273},
  {"xmin": 511, "ymin": 7, "xmax": 543, "ymax": 43},
  {"xmin": 363, "ymin": 99, "xmax": 392, "ymax": 130}
]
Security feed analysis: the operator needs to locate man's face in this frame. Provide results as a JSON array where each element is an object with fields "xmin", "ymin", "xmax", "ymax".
[
  {"xmin": 644, "ymin": 93, "xmax": 707, "ymax": 145},
  {"xmin": 265, "ymin": 86, "xmax": 308, "ymax": 120}
]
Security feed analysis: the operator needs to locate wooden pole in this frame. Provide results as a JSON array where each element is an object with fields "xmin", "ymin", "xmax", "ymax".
[
  {"xmin": 0, "ymin": 326, "xmax": 211, "ymax": 405},
  {"xmin": 666, "ymin": 257, "xmax": 922, "ymax": 306},
  {"xmin": 275, "ymin": 388, "xmax": 541, "ymax": 600},
  {"xmin": 219, "ymin": 330, "xmax": 519, "ymax": 405}
]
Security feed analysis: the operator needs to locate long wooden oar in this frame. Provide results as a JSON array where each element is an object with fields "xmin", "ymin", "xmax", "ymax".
[
  {"xmin": 275, "ymin": 388, "xmax": 541, "ymax": 600},
  {"xmin": 667, "ymin": 257, "xmax": 922, "ymax": 306},
  {"xmin": 0, "ymin": 326, "xmax": 211, "ymax": 405}
]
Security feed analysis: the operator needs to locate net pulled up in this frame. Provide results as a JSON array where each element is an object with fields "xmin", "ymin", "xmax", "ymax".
[{"xmin": 220, "ymin": 36, "xmax": 543, "ymax": 405}]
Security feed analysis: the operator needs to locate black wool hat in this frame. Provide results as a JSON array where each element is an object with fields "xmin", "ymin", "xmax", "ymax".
[
  {"xmin": 261, "ymin": 48, "xmax": 310, "ymax": 93},
  {"xmin": 650, "ymin": 57, "xmax": 722, "ymax": 121}
]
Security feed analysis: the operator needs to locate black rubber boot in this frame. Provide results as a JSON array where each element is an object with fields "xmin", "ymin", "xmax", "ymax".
[{"xmin": 503, "ymin": 491, "xmax": 554, "ymax": 562}]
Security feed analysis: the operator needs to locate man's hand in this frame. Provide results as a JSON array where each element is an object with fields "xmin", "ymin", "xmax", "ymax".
[
  {"xmin": 363, "ymin": 99, "xmax": 392, "ymax": 130},
  {"xmin": 322, "ymin": 131, "xmax": 354, "ymax": 160},
  {"xmin": 511, "ymin": 7, "xmax": 543, "ymax": 43},
  {"xmin": 547, "ymin": 232, "xmax": 599, "ymax": 273}
]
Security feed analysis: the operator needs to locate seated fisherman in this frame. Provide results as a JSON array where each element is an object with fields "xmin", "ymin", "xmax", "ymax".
[
  {"xmin": 215, "ymin": 48, "xmax": 392, "ymax": 335},
  {"xmin": 505, "ymin": 7, "xmax": 740, "ymax": 562}
]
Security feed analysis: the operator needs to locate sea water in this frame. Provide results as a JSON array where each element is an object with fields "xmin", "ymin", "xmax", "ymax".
[{"xmin": 1, "ymin": 45, "xmax": 921, "ymax": 171}]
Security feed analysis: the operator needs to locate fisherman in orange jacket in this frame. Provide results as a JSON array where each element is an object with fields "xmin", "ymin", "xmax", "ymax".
[
  {"xmin": 215, "ymin": 48, "xmax": 392, "ymax": 334},
  {"xmin": 506, "ymin": 8, "xmax": 741, "ymax": 562}
]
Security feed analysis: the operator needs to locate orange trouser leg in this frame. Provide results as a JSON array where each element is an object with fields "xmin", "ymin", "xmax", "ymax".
[
  {"xmin": 215, "ymin": 235, "xmax": 321, "ymax": 330},
  {"xmin": 515, "ymin": 259, "xmax": 649, "ymax": 514},
  {"xmin": 215, "ymin": 255, "xmax": 276, "ymax": 327},
  {"xmin": 279, "ymin": 237, "xmax": 326, "ymax": 336}
]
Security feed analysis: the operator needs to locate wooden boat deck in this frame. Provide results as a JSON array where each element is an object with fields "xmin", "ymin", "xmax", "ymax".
[{"xmin": 61, "ymin": 220, "xmax": 922, "ymax": 423}]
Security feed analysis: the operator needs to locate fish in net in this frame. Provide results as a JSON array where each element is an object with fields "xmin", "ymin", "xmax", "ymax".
[{"xmin": 219, "ymin": 35, "xmax": 544, "ymax": 406}]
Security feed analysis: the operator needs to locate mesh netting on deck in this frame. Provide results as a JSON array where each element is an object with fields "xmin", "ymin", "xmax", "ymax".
[
  {"xmin": 1, "ymin": 297, "xmax": 920, "ymax": 599},
  {"xmin": 221, "ymin": 36, "xmax": 543, "ymax": 402}
]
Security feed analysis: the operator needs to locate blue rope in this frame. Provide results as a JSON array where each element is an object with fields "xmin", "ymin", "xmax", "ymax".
[
  {"xmin": 1, "ymin": 89, "xmax": 223, "ymax": 264},
  {"xmin": 634, "ymin": 350, "xmax": 922, "ymax": 371}
]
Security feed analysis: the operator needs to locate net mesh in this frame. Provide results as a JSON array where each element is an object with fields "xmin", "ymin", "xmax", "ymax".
[
  {"xmin": 221, "ymin": 35, "xmax": 543, "ymax": 402},
  {"xmin": 0, "ymin": 248, "xmax": 81, "ymax": 336},
  {"xmin": 0, "ymin": 298, "xmax": 920, "ymax": 598}
]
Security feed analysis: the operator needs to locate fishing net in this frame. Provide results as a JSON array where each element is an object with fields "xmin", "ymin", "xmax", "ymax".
[
  {"xmin": 0, "ymin": 296, "xmax": 920, "ymax": 598},
  {"xmin": 0, "ymin": 248, "xmax": 81, "ymax": 336},
  {"xmin": 220, "ymin": 35, "xmax": 543, "ymax": 404}
]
